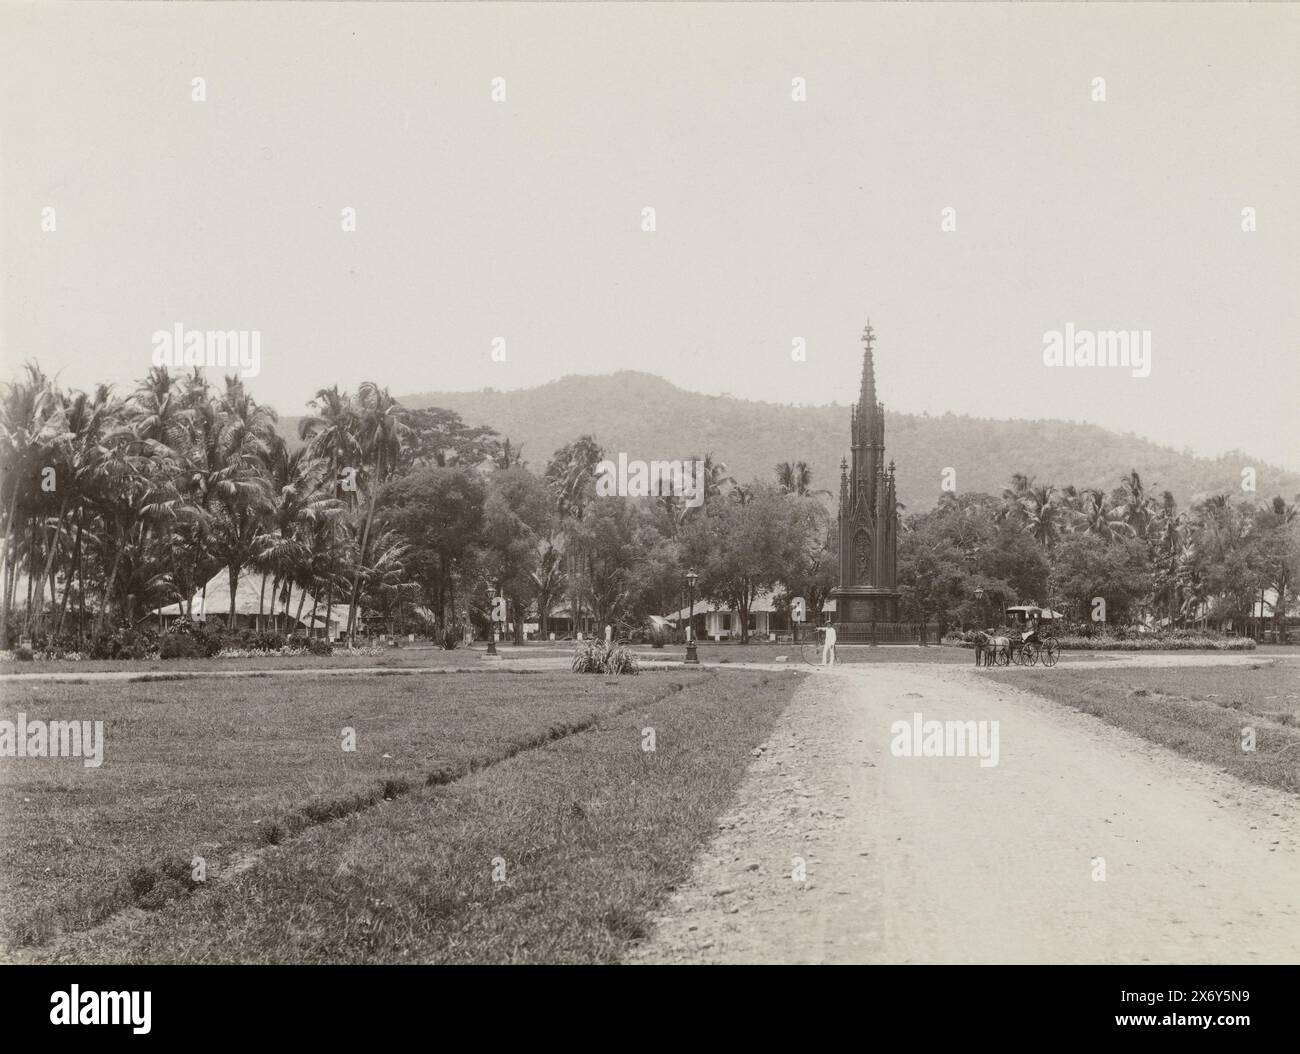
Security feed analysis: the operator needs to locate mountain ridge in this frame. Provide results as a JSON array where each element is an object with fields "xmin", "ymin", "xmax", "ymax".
[{"xmin": 276, "ymin": 371, "xmax": 1300, "ymax": 512}]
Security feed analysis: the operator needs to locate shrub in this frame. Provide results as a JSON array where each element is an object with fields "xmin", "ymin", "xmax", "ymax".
[
  {"xmin": 647, "ymin": 624, "xmax": 669, "ymax": 649},
  {"xmin": 1051, "ymin": 634, "xmax": 1255, "ymax": 652},
  {"xmin": 86, "ymin": 628, "xmax": 158, "ymax": 661},
  {"xmin": 192, "ymin": 628, "xmax": 223, "ymax": 658},
  {"xmin": 15, "ymin": 644, "xmax": 34, "ymax": 662},
  {"xmin": 87, "ymin": 633, "xmax": 115, "ymax": 660},
  {"xmin": 119, "ymin": 631, "xmax": 158, "ymax": 661},
  {"xmin": 307, "ymin": 638, "xmax": 333, "ymax": 656},
  {"xmin": 571, "ymin": 639, "xmax": 639, "ymax": 675},
  {"xmin": 24, "ymin": 632, "xmax": 83, "ymax": 660},
  {"xmin": 160, "ymin": 634, "xmax": 201, "ymax": 660},
  {"xmin": 252, "ymin": 631, "xmax": 286, "ymax": 653}
]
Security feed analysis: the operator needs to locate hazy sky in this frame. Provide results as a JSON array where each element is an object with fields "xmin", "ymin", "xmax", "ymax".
[{"xmin": 2, "ymin": 3, "xmax": 1297, "ymax": 468}]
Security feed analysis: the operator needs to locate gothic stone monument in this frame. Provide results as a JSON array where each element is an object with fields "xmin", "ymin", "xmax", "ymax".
[{"xmin": 831, "ymin": 323, "xmax": 903, "ymax": 633}]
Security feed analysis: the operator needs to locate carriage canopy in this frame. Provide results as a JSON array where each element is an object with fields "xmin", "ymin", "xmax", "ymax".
[{"xmin": 1004, "ymin": 605, "xmax": 1062, "ymax": 623}]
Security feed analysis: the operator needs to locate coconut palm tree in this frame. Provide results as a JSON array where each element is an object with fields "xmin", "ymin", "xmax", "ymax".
[
  {"xmin": 1115, "ymin": 470, "xmax": 1155, "ymax": 540},
  {"xmin": 776, "ymin": 460, "xmax": 831, "ymax": 500},
  {"xmin": 1076, "ymin": 488, "xmax": 1133, "ymax": 542},
  {"xmin": 130, "ymin": 367, "xmax": 191, "ymax": 450},
  {"xmin": 997, "ymin": 473, "xmax": 1033, "ymax": 525},
  {"xmin": 299, "ymin": 385, "xmax": 361, "ymax": 498},
  {"xmin": 261, "ymin": 436, "xmax": 340, "ymax": 630},
  {"xmin": 1148, "ymin": 490, "xmax": 1186, "ymax": 626},
  {"xmin": 0, "ymin": 364, "xmax": 70, "ymax": 640},
  {"xmin": 201, "ymin": 378, "xmax": 278, "ymax": 624},
  {"xmin": 85, "ymin": 434, "xmax": 164, "ymax": 634},
  {"xmin": 344, "ymin": 382, "xmax": 411, "ymax": 639},
  {"xmin": 1020, "ymin": 484, "xmax": 1064, "ymax": 548},
  {"xmin": 50, "ymin": 386, "xmax": 117, "ymax": 635},
  {"xmin": 544, "ymin": 435, "xmax": 605, "ymax": 522}
]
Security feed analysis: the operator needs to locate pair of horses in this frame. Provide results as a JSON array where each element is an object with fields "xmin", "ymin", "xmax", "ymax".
[{"xmin": 973, "ymin": 628, "xmax": 1058, "ymax": 667}]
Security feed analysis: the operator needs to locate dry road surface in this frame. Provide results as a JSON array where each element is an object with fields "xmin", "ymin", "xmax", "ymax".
[{"xmin": 630, "ymin": 662, "xmax": 1300, "ymax": 964}]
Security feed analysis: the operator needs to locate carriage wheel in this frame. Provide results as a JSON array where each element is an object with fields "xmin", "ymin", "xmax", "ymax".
[
  {"xmin": 1041, "ymin": 639, "xmax": 1059, "ymax": 667},
  {"xmin": 1022, "ymin": 641, "xmax": 1039, "ymax": 666},
  {"xmin": 996, "ymin": 645, "xmax": 1010, "ymax": 666}
]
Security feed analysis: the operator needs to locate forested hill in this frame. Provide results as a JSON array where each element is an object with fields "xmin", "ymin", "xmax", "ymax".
[{"xmin": 277, "ymin": 371, "xmax": 1300, "ymax": 512}]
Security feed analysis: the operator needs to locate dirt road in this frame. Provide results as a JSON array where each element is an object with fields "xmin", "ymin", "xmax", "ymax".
[{"xmin": 629, "ymin": 663, "xmax": 1300, "ymax": 964}]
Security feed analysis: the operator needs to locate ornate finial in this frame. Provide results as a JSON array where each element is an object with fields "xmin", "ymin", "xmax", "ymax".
[
  {"xmin": 840, "ymin": 457, "xmax": 848, "ymax": 475},
  {"xmin": 860, "ymin": 320, "xmax": 875, "ymax": 350}
]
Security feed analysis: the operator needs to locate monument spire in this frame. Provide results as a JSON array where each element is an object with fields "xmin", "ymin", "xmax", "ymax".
[{"xmin": 859, "ymin": 321, "xmax": 877, "ymax": 415}]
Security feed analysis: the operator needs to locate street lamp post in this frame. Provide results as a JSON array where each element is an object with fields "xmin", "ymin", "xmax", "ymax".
[
  {"xmin": 684, "ymin": 568, "xmax": 700, "ymax": 664},
  {"xmin": 486, "ymin": 586, "xmax": 497, "ymax": 656}
]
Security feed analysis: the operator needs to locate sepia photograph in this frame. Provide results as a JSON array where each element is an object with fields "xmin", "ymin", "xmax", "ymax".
[{"xmin": 1, "ymin": 0, "xmax": 1297, "ymax": 1034}]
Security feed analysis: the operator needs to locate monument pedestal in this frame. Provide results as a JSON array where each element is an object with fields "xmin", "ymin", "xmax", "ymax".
[{"xmin": 831, "ymin": 586, "xmax": 901, "ymax": 628}]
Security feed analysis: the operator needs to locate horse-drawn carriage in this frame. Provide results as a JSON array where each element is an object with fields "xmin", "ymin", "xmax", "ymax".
[{"xmin": 974, "ymin": 605, "xmax": 1061, "ymax": 668}]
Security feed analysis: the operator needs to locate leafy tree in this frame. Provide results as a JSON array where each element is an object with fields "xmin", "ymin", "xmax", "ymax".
[
  {"xmin": 897, "ymin": 495, "xmax": 1047, "ymax": 629},
  {"xmin": 403, "ymin": 406, "xmax": 500, "ymax": 470},
  {"xmin": 1048, "ymin": 534, "xmax": 1151, "ymax": 625},
  {"xmin": 377, "ymin": 466, "xmax": 485, "ymax": 629},
  {"xmin": 480, "ymin": 466, "xmax": 554, "ymax": 643},
  {"xmin": 679, "ymin": 483, "xmax": 819, "ymax": 643}
]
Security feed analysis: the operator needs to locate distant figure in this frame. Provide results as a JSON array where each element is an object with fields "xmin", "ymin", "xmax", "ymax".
[{"xmin": 818, "ymin": 623, "xmax": 837, "ymax": 666}]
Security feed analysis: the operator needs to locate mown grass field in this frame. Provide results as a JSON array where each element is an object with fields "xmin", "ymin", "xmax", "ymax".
[
  {"xmin": 0, "ymin": 639, "xmax": 973, "ymax": 677},
  {"xmin": 1, "ymin": 666, "xmax": 801, "ymax": 962},
  {"xmin": 0, "ymin": 645, "xmax": 497, "ymax": 676},
  {"xmin": 1, "ymin": 668, "xmax": 711, "ymax": 950},
  {"xmin": 988, "ymin": 659, "xmax": 1300, "ymax": 794}
]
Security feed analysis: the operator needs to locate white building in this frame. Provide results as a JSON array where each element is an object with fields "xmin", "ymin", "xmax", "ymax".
[{"xmin": 665, "ymin": 591, "xmax": 835, "ymax": 641}]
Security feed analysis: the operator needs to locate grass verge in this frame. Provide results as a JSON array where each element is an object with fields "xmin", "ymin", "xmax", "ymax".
[{"xmin": 987, "ymin": 660, "xmax": 1300, "ymax": 794}]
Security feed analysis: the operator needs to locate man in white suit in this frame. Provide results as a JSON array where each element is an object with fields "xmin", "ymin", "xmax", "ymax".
[{"xmin": 818, "ymin": 623, "xmax": 837, "ymax": 666}]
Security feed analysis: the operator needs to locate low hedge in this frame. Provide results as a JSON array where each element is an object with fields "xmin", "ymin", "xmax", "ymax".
[{"xmin": 942, "ymin": 629, "xmax": 1256, "ymax": 651}]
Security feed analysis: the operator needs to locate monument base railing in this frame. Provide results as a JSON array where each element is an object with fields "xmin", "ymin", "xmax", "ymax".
[{"xmin": 832, "ymin": 621, "xmax": 941, "ymax": 645}]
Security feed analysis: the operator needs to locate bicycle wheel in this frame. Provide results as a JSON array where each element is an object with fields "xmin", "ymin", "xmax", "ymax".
[{"xmin": 1041, "ymin": 639, "xmax": 1059, "ymax": 667}]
